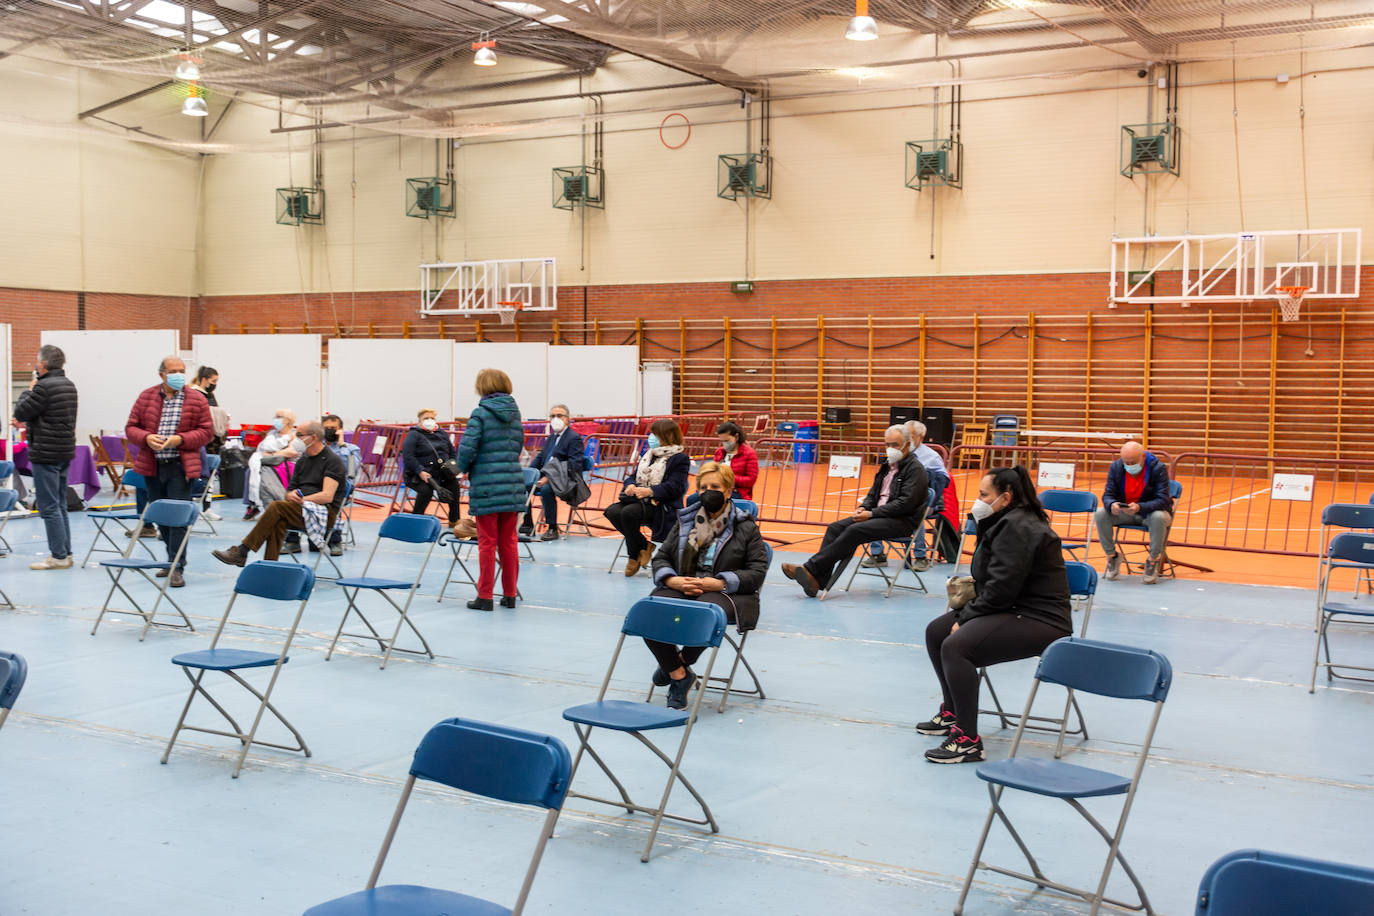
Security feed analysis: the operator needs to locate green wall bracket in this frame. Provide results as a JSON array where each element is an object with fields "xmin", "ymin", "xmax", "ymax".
[
  {"xmin": 553, "ymin": 165, "xmax": 604, "ymax": 210},
  {"xmin": 718, "ymin": 153, "xmax": 771, "ymax": 200},
  {"xmin": 1120, "ymin": 122, "xmax": 1180, "ymax": 177},
  {"xmin": 406, "ymin": 177, "xmax": 455, "ymax": 219},
  {"xmin": 275, "ymin": 187, "xmax": 324, "ymax": 226},
  {"xmin": 904, "ymin": 139, "xmax": 962, "ymax": 191}
]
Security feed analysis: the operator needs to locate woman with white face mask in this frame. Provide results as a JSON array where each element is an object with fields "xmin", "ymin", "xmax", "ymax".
[
  {"xmin": 243, "ymin": 407, "xmax": 299, "ymax": 519},
  {"xmin": 400, "ymin": 408, "xmax": 465, "ymax": 530},
  {"xmin": 917, "ymin": 465, "xmax": 1073, "ymax": 765}
]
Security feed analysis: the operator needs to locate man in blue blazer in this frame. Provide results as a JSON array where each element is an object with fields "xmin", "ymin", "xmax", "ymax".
[{"xmin": 520, "ymin": 404, "xmax": 586, "ymax": 540}]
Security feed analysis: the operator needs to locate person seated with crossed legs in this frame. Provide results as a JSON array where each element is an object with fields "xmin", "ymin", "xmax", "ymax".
[
  {"xmin": 862, "ymin": 420, "xmax": 950, "ymax": 573},
  {"xmin": 519, "ymin": 403, "xmax": 585, "ymax": 541},
  {"xmin": 645, "ymin": 462, "xmax": 769, "ymax": 709}
]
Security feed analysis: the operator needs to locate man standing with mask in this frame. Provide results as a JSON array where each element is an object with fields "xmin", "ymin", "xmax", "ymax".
[
  {"xmin": 1095, "ymin": 439, "xmax": 1174, "ymax": 584},
  {"xmin": 782, "ymin": 425, "xmax": 929, "ymax": 597},
  {"xmin": 125, "ymin": 356, "xmax": 214, "ymax": 588},
  {"xmin": 519, "ymin": 403, "xmax": 585, "ymax": 541},
  {"xmin": 14, "ymin": 345, "xmax": 79, "ymax": 570}
]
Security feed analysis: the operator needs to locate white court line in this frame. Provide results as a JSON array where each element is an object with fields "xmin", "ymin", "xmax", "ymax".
[{"xmin": 1189, "ymin": 486, "xmax": 1271, "ymax": 514}]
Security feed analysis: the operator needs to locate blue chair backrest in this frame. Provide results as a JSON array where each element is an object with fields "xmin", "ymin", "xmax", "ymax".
[
  {"xmin": 1169, "ymin": 479, "xmax": 1183, "ymax": 499},
  {"xmin": 763, "ymin": 543, "xmax": 773, "ymax": 566},
  {"xmin": 584, "ymin": 437, "xmax": 599, "ymax": 465},
  {"xmin": 0, "ymin": 490, "xmax": 16, "ymax": 513},
  {"xmin": 1064, "ymin": 561, "xmax": 1097, "ymax": 597},
  {"xmin": 733, "ymin": 498, "xmax": 758, "ymax": 518},
  {"xmin": 122, "ymin": 469, "xmax": 146, "ymax": 489},
  {"xmin": 1327, "ymin": 532, "xmax": 1374, "ymax": 566},
  {"xmin": 1036, "ymin": 637, "xmax": 1172, "ymax": 702},
  {"xmin": 992, "ymin": 415, "xmax": 1019, "ymax": 429},
  {"xmin": 0, "ymin": 651, "xmax": 28, "ymax": 711},
  {"xmin": 410, "ymin": 718, "xmax": 572, "ymax": 810},
  {"xmin": 143, "ymin": 499, "xmax": 200, "ymax": 528},
  {"xmin": 521, "ymin": 466, "xmax": 540, "ymax": 486},
  {"xmin": 234, "ymin": 561, "xmax": 316, "ymax": 601},
  {"xmin": 964, "ymin": 517, "xmax": 977, "ymax": 535},
  {"xmin": 1196, "ymin": 849, "xmax": 1374, "ymax": 915},
  {"xmin": 379, "ymin": 512, "xmax": 443, "ymax": 544},
  {"xmin": 1321, "ymin": 503, "xmax": 1374, "ymax": 529},
  {"xmin": 622, "ymin": 596, "xmax": 727, "ymax": 649},
  {"xmin": 1040, "ymin": 489, "xmax": 1098, "ymax": 513},
  {"xmin": 0, "ymin": 460, "xmax": 13, "ymax": 478}
]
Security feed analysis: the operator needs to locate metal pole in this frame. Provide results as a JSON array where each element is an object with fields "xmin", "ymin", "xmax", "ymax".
[
  {"xmin": 816, "ymin": 316, "xmax": 825, "ymax": 424},
  {"xmin": 678, "ymin": 318, "xmax": 686, "ymax": 416},
  {"xmin": 1083, "ymin": 314, "xmax": 1093, "ymax": 431},
  {"xmin": 1141, "ymin": 312, "xmax": 1152, "ymax": 446},
  {"xmin": 971, "ymin": 315, "xmax": 980, "ymax": 424},
  {"xmin": 769, "ymin": 317, "xmax": 778, "ymax": 413},
  {"xmin": 1336, "ymin": 308, "xmax": 1347, "ymax": 459},
  {"xmin": 723, "ymin": 316, "xmax": 732, "ymax": 416},
  {"xmin": 866, "ymin": 316, "xmax": 874, "ymax": 439},
  {"xmin": 1267, "ymin": 306, "xmax": 1279, "ymax": 462},
  {"xmin": 1025, "ymin": 313, "xmax": 1036, "ymax": 429}
]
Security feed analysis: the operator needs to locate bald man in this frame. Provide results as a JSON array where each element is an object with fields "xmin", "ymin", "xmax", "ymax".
[{"xmin": 1096, "ymin": 440, "xmax": 1174, "ymax": 584}]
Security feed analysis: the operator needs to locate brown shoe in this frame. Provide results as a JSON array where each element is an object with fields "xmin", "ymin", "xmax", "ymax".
[
  {"xmin": 637, "ymin": 546, "xmax": 653, "ymax": 569},
  {"xmin": 451, "ymin": 518, "xmax": 478, "ymax": 540},
  {"xmin": 782, "ymin": 562, "xmax": 819, "ymax": 597},
  {"xmin": 624, "ymin": 554, "xmax": 641, "ymax": 577},
  {"xmin": 212, "ymin": 544, "xmax": 248, "ymax": 567},
  {"xmin": 169, "ymin": 570, "xmax": 185, "ymax": 588}
]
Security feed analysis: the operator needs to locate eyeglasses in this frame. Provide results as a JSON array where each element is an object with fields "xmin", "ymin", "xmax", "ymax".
[{"xmin": 549, "ymin": 413, "xmax": 567, "ymax": 419}]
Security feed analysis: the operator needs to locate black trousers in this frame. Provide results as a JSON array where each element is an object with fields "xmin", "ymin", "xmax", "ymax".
[
  {"xmin": 409, "ymin": 471, "xmax": 460, "ymax": 522},
  {"xmin": 145, "ymin": 459, "xmax": 192, "ymax": 571},
  {"xmin": 644, "ymin": 587, "xmax": 735, "ymax": 673},
  {"xmin": 925, "ymin": 610, "xmax": 1069, "ymax": 737},
  {"xmin": 805, "ymin": 515, "xmax": 915, "ymax": 586},
  {"xmin": 605, "ymin": 498, "xmax": 653, "ymax": 556}
]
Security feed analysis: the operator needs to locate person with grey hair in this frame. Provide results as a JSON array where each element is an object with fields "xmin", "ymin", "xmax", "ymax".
[
  {"xmin": 519, "ymin": 402, "xmax": 586, "ymax": 541},
  {"xmin": 862, "ymin": 420, "xmax": 951, "ymax": 572},
  {"xmin": 13, "ymin": 345, "xmax": 79, "ymax": 570},
  {"xmin": 782, "ymin": 424, "xmax": 929, "ymax": 597},
  {"xmin": 213, "ymin": 419, "xmax": 346, "ymax": 565}
]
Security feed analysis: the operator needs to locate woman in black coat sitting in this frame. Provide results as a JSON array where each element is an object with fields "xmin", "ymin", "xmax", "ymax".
[
  {"xmin": 605, "ymin": 418, "xmax": 689, "ymax": 577},
  {"xmin": 918, "ymin": 465, "xmax": 1072, "ymax": 765},
  {"xmin": 400, "ymin": 408, "xmax": 463, "ymax": 529},
  {"xmin": 647, "ymin": 461, "xmax": 770, "ymax": 708}
]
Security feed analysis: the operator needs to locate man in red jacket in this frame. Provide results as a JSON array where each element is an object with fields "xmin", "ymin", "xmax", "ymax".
[{"xmin": 125, "ymin": 356, "xmax": 214, "ymax": 588}]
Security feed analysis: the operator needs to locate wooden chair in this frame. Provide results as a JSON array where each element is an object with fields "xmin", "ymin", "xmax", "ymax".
[
  {"xmin": 90, "ymin": 435, "xmax": 130, "ymax": 498},
  {"xmin": 956, "ymin": 424, "xmax": 988, "ymax": 468}
]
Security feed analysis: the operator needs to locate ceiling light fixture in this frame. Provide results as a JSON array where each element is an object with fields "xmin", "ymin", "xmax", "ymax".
[
  {"xmin": 845, "ymin": 0, "xmax": 878, "ymax": 40},
  {"xmin": 174, "ymin": 51, "xmax": 201, "ymax": 81},
  {"xmin": 472, "ymin": 32, "xmax": 497, "ymax": 66},
  {"xmin": 181, "ymin": 83, "xmax": 208, "ymax": 117}
]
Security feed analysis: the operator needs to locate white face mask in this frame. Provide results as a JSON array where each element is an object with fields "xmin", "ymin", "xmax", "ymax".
[
  {"xmin": 885, "ymin": 446, "xmax": 904, "ymax": 464},
  {"xmin": 421, "ymin": 418, "xmax": 438, "ymax": 431},
  {"xmin": 970, "ymin": 497, "xmax": 996, "ymax": 521},
  {"xmin": 549, "ymin": 417, "xmax": 567, "ymax": 433}
]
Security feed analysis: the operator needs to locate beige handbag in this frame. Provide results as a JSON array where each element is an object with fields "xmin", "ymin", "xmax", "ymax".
[{"xmin": 946, "ymin": 575, "xmax": 977, "ymax": 610}]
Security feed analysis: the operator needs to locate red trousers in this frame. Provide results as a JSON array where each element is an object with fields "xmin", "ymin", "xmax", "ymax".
[{"xmin": 475, "ymin": 511, "xmax": 520, "ymax": 600}]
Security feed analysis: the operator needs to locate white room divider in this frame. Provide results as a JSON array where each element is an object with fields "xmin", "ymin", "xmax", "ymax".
[
  {"xmin": 193, "ymin": 334, "xmax": 322, "ymax": 428},
  {"xmin": 42, "ymin": 329, "xmax": 181, "ymax": 441},
  {"xmin": 547, "ymin": 345, "xmax": 639, "ymax": 417},
  {"xmin": 0, "ymin": 323, "xmax": 11, "ymax": 444},
  {"xmin": 452, "ymin": 342, "xmax": 549, "ymax": 419},
  {"xmin": 327, "ymin": 339, "xmax": 454, "ymax": 427}
]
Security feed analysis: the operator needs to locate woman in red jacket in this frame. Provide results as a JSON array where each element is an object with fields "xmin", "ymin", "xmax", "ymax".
[{"xmin": 712, "ymin": 422, "xmax": 759, "ymax": 501}]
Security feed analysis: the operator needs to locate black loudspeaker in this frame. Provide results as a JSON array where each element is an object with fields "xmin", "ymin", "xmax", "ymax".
[
  {"xmin": 920, "ymin": 406, "xmax": 955, "ymax": 447},
  {"xmin": 888, "ymin": 405, "xmax": 921, "ymax": 426},
  {"xmin": 824, "ymin": 406, "xmax": 851, "ymax": 423}
]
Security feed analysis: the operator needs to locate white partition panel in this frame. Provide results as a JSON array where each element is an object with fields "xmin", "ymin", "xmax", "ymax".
[
  {"xmin": 452, "ymin": 342, "xmax": 548, "ymax": 419},
  {"xmin": 193, "ymin": 334, "xmax": 322, "ymax": 427},
  {"xmin": 42, "ymin": 329, "xmax": 181, "ymax": 441},
  {"xmin": 548, "ymin": 346, "xmax": 639, "ymax": 417},
  {"xmin": 327, "ymin": 339, "xmax": 454, "ymax": 427},
  {"xmin": 1, "ymin": 323, "xmax": 11, "ymax": 444}
]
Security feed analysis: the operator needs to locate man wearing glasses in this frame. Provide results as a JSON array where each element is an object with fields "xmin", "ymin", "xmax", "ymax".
[{"xmin": 520, "ymin": 404, "xmax": 586, "ymax": 541}]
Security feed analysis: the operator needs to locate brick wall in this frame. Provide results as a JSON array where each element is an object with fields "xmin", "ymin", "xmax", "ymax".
[{"xmin": 1, "ymin": 287, "xmax": 194, "ymax": 363}]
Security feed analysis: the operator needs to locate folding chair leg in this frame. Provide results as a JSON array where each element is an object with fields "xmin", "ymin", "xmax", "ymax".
[
  {"xmin": 978, "ymin": 668, "xmax": 1015, "ymax": 730},
  {"xmin": 161, "ymin": 666, "xmax": 310, "ymax": 777},
  {"xmin": 1066, "ymin": 797, "xmax": 1155, "ymax": 915},
  {"xmin": 93, "ymin": 568, "xmax": 191, "ymax": 638},
  {"xmin": 607, "ymin": 539, "xmax": 624, "ymax": 574},
  {"xmin": 712, "ymin": 630, "xmax": 765, "ymax": 713},
  {"xmin": 380, "ymin": 591, "xmax": 433, "ymax": 669},
  {"xmin": 567, "ymin": 724, "xmax": 636, "ymax": 815},
  {"xmin": 632, "ymin": 729, "xmax": 719, "ymax": 863},
  {"xmin": 326, "ymin": 593, "xmax": 388, "ymax": 660}
]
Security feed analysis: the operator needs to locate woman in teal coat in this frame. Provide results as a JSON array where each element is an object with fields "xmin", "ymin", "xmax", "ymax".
[{"xmin": 456, "ymin": 368, "xmax": 526, "ymax": 611}]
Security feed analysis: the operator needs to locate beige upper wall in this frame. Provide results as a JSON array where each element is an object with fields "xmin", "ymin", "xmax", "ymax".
[{"xmin": 1, "ymin": 46, "xmax": 1369, "ymax": 297}]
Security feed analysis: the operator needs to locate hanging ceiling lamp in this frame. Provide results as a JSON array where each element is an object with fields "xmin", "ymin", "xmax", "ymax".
[
  {"xmin": 175, "ymin": 51, "xmax": 201, "ymax": 81},
  {"xmin": 472, "ymin": 32, "xmax": 497, "ymax": 66},
  {"xmin": 845, "ymin": 0, "xmax": 879, "ymax": 40},
  {"xmin": 181, "ymin": 82, "xmax": 208, "ymax": 116}
]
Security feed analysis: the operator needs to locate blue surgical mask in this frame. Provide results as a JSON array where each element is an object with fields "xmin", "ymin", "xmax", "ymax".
[
  {"xmin": 165, "ymin": 372, "xmax": 186, "ymax": 391},
  {"xmin": 272, "ymin": 417, "xmax": 286, "ymax": 431},
  {"xmin": 1124, "ymin": 462, "xmax": 1143, "ymax": 475},
  {"xmin": 646, "ymin": 434, "xmax": 661, "ymax": 450}
]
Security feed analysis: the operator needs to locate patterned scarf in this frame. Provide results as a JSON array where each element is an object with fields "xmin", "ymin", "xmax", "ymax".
[
  {"xmin": 681, "ymin": 503, "xmax": 731, "ymax": 575},
  {"xmin": 634, "ymin": 444, "xmax": 684, "ymax": 487}
]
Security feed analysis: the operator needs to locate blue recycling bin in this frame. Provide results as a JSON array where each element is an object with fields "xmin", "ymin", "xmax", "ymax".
[{"xmin": 794, "ymin": 421, "xmax": 819, "ymax": 463}]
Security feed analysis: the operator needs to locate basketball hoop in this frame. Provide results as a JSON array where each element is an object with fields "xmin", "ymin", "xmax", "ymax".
[
  {"xmin": 1275, "ymin": 286, "xmax": 1308, "ymax": 323},
  {"xmin": 495, "ymin": 300, "xmax": 523, "ymax": 326}
]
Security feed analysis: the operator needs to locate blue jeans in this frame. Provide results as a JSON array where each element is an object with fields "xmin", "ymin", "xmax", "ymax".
[
  {"xmin": 146, "ymin": 460, "xmax": 192, "ymax": 570},
  {"xmin": 31, "ymin": 461, "xmax": 72, "ymax": 560}
]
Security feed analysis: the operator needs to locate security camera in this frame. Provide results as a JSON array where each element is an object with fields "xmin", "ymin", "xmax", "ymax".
[{"xmin": 1137, "ymin": 69, "xmax": 1148, "ymax": 79}]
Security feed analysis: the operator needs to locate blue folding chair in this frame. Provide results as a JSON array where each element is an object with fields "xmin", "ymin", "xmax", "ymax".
[
  {"xmin": 0, "ymin": 650, "xmax": 28, "ymax": 731},
  {"xmin": 327, "ymin": 514, "xmax": 443, "ymax": 668},
  {"xmin": 91, "ymin": 498, "xmax": 201, "ymax": 640},
  {"xmin": 1195, "ymin": 848, "xmax": 1374, "ymax": 915},
  {"xmin": 0, "ymin": 478, "xmax": 20, "ymax": 555},
  {"xmin": 1316, "ymin": 502, "xmax": 1374, "ymax": 628},
  {"xmin": 435, "ymin": 529, "xmax": 533, "ymax": 602},
  {"xmin": 81, "ymin": 470, "xmax": 157, "ymax": 568},
  {"xmin": 1310, "ymin": 531, "xmax": 1374, "ymax": 692},
  {"xmin": 988, "ymin": 415, "xmax": 1020, "ymax": 465},
  {"xmin": 1119, "ymin": 479, "xmax": 1184, "ymax": 579},
  {"xmin": 1041, "ymin": 488, "xmax": 1099, "ymax": 563},
  {"xmin": 838, "ymin": 488, "xmax": 936, "ymax": 599},
  {"xmin": 161, "ymin": 561, "xmax": 316, "ymax": 777},
  {"xmin": 563, "ymin": 596, "xmax": 728, "ymax": 862},
  {"xmin": 955, "ymin": 638, "xmax": 1173, "ymax": 916},
  {"xmin": 979, "ymin": 561, "xmax": 1098, "ymax": 753},
  {"xmin": 304, "ymin": 718, "xmax": 572, "ymax": 916}
]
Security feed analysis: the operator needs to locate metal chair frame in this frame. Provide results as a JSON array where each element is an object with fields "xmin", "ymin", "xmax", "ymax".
[
  {"xmin": 1309, "ymin": 530, "xmax": 1374, "ymax": 692},
  {"xmin": 91, "ymin": 498, "xmax": 200, "ymax": 640},
  {"xmin": 435, "ymin": 532, "xmax": 532, "ymax": 601},
  {"xmin": 1117, "ymin": 479, "xmax": 1184, "ymax": 579},
  {"xmin": 0, "ymin": 650, "xmax": 27, "ymax": 731}
]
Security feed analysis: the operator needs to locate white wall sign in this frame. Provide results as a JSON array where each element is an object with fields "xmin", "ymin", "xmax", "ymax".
[
  {"xmin": 1037, "ymin": 462, "xmax": 1076, "ymax": 488},
  {"xmin": 1271, "ymin": 473, "xmax": 1315, "ymax": 501},
  {"xmin": 828, "ymin": 456, "xmax": 862, "ymax": 478}
]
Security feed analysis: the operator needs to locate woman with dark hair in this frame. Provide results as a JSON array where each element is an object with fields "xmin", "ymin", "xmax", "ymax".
[
  {"xmin": 190, "ymin": 366, "xmax": 219, "ymax": 407},
  {"xmin": 605, "ymin": 418, "xmax": 689, "ymax": 577},
  {"xmin": 712, "ymin": 421, "xmax": 760, "ymax": 501},
  {"xmin": 918, "ymin": 465, "xmax": 1072, "ymax": 764}
]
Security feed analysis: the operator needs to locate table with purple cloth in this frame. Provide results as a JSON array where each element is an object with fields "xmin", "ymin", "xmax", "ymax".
[{"xmin": 4, "ymin": 442, "xmax": 104, "ymax": 501}]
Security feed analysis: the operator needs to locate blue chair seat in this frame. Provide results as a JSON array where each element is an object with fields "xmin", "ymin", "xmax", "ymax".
[
  {"xmin": 562, "ymin": 700, "xmax": 688, "ymax": 732},
  {"xmin": 100, "ymin": 558, "xmax": 171, "ymax": 570},
  {"xmin": 172, "ymin": 648, "xmax": 285, "ymax": 671},
  {"xmin": 335, "ymin": 576, "xmax": 413, "ymax": 590},
  {"xmin": 976, "ymin": 758, "xmax": 1132, "ymax": 799},
  {"xmin": 88, "ymin": 510, "xmax": 142, "ymax": 520},
  {"xmin": 305, "ymin": 884, "xmax": 511, "ymax": 916},
  {"xmin": 1320, "ymin": 600, "xmax": 1374, "ymax": 618}
]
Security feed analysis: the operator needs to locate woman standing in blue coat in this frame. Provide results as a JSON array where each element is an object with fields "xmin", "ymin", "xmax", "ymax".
[{"xmin": 457, "ymin": 369, "xmax": 526, "ymax": 611}]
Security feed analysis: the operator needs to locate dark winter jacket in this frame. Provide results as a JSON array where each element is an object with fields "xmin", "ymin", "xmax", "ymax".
[
  {"xmin": 456, "ymin": 393, "xmax": 526, "ymax": 516},
  {"xmin": 401, "ymin": 425, "xmax": 456, "ymax": 478},
  {"xmin": 618, "ymin": 450, "xmax": 690, "ymax": 544},
  {"xmin": 13, "ymin": 369, "xmax": 78, "ymax": 465},
  {"xmin": 531, "ymin": 427, "xmax": 586, "ymax": 474},
  {"xmin": 860, "ymin": 452, "xmax": 930, "ymax": 526},
  {"xmin": 652, "ymin": 502, "xmax": 770, "ymax": 630},
  {"xmin": 960, "ymin": 505, "xmax": 1073, "ymax": 632},
  {"xmin": 125, "ymin": 385, "xmax": 214, "ymax": 479},
  {"xmin": 1103, "ymin": 451, "xmax": 1174, "ymax": 516}
]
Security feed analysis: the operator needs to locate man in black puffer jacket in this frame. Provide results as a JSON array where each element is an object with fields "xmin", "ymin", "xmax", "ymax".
[{"xmin": 13, "ymin": 344, "xmax": 79, "ymax": 569}]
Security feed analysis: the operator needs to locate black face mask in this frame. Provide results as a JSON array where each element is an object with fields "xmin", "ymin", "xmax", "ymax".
[
  {"xmin": 699, "ymin": 489, "xmax": 727, "ymax": 514},
  {"xmin": 205, "ymin": 383, "xmax": 216, "ymax": 393},
  {"xmin": 323, "ymin": 428, "xmax": 340, "ymax": 443}
]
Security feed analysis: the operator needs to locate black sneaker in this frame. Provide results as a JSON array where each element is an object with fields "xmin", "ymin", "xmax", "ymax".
[
  {"xmin": 924, "ymin": 727, "xmax": 986, "ymax": 764},
  {"xmin": 518, "ymin": 523, "xmax": 535, "ymax": 537},
  {"xmin": 329, "ymin": 544, "xmax": 344, "ymax": 557},
  {"xmin": 499, "ymin": 596, "xmax": 517, "ymax": 609},
  {"xmin": 651, "ymin": 667, "xmax": 671, "ymax": 687},
  {"xmin": 915, "ymin": 707, "xmax": 957, "ymax": 736},
  {"xmin": 540, "ymin": 530, "xmax": 559, "ymax": 541},
  {"xmin": 466, "ymin": 598, "xmax": 494, "ymax": 612},
  {"xmin": 665, "ymin": 670, "xmax": 697, "ymax": 710}
]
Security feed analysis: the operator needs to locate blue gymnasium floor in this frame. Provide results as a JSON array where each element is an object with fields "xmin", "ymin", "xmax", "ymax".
[{"xmin": 1, "ymin": 506, "xmax": 1372, "ymax": 915}]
